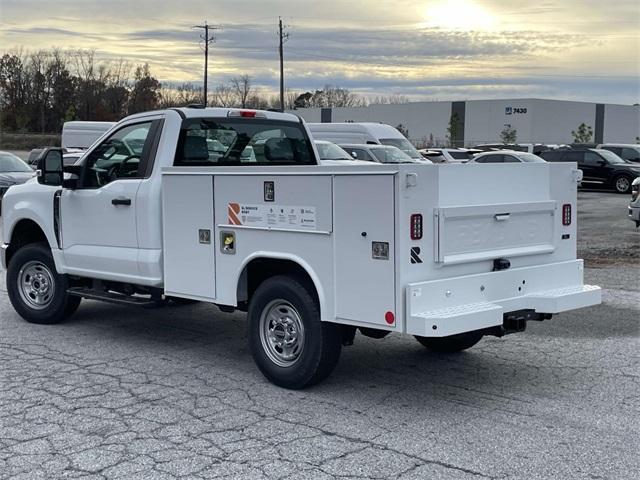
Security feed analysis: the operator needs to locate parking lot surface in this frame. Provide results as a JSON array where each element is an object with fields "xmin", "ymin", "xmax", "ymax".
[{"xmin": 1, "ymin": 191, "xmax": 638, "ymax": 480}]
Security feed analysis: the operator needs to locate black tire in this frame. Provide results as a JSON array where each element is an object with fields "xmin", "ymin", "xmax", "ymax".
[
  {"xmin": 613, "ymin": 175, "xmax": 632, "ymax": 194},
  {"xmin": 414, "ymin": 330, "xmax": 484, "ymax": 353},
  {"xmin": 248, "ymin": 275, "xmax": 342, "ymax": 389},
  {"xmin": 7, "ymin": 242, "xmax": 79, "ymax": 325}
]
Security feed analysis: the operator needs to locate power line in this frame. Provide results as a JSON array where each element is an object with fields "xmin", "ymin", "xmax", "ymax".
[
  {"xmin": 278, "ymin": 16, "xmax": 290, "ymax": 111},
  {"xmin": 193, "ymin": 20, "xmax": 222, "ymax": 107}
]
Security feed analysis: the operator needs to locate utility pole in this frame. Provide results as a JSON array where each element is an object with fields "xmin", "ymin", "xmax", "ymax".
[
  {"xmin": 193, "ymin": 21, "xmax": 222, "ymax": 107},
  {"xmin": 278, "ymin": 17, "xmax": 290, "ymax": 112}
]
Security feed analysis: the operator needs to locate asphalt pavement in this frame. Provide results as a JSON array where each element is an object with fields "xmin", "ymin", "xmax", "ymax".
[{"xmin": 0, "ymin": 191, "xmax": 638, "ymax": 479}]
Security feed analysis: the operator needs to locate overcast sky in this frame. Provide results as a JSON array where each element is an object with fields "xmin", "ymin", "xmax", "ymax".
[{"xmin": 1, "ymin": 0, "xmax": 638, "ymax": 104}]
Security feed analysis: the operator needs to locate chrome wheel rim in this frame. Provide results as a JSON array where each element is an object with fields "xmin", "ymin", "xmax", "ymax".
[
  {"xmin": 18, "ymin": 261, "xmax": 55, "ymax": 310},
  {"xmin": 259, "ymin": 300, "xmax": 305, "ymax": 367},
  {"xmin": 616, "ymin": 177, "xmax": 630, "ymax": 192}
]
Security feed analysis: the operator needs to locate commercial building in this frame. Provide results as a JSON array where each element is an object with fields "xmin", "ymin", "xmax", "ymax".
[{"xmin": 290, "ymin": 98, "xmax": 639, "ymax": 147}]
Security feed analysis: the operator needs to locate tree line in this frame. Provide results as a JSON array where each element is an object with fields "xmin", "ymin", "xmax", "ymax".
[{"xmin": 0, "ymin": 48, "xmax": 409, "ymax": 134}]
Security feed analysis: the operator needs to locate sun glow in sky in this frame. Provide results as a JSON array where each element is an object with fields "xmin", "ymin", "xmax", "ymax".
[
  {"xmin": 0, "ymin": 0, "xmax": 638, "ymax": 104},
  {"xmin": 422, "ymin": 0, "xmax": 497, "ymax": 30}
]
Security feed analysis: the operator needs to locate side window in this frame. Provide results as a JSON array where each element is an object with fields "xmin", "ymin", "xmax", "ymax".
[
  {"xmin": 564, "ymin": 151, "xmax": 583, "ymax": 163},
  {"xmin": 82, "ymin": 122, "xmax": 153, "ymax": 188},
  {"xmin": 603, "ymin": 146, "xmax": 621, "ymax": 155},
  {"xmin": 621, "ymin": 148, "xmax": 640, "ymax": 161},
  {"xmin": 503, "ymin": 155, "xmax": 519, "ymax": 163},
  {"xmin": 584, "ymin": 152, "xmax": 602, "ymax": 165},
  {"xmin": 175, "ymin": 118, "xmax": 314, "ymax": 166},
  {"xmin": 477, "ymin": 154, "xmax": 502, "ymax": 163},
  {"xmin": 347, "ymin": 148, "xmax": 372, "ymax": 161}
]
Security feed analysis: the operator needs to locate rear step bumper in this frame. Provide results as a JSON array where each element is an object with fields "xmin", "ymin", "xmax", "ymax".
[{"xmin": 406, "ymin": 260, "xmax": 601, "ymax": 337}]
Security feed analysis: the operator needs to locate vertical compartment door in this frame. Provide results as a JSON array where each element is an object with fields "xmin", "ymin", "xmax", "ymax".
[
  {"xmin": 162, "ymin": 174, "xmax": 216, "ymax": 300},
  {"xmin": 334, "ymin": 175, "xmax": 396, "ymax": 326}
]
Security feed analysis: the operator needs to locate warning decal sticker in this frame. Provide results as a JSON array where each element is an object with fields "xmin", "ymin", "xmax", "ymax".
[{"xmin": 227, "ymin": 203, "xmax": 317, "ymax": 230}]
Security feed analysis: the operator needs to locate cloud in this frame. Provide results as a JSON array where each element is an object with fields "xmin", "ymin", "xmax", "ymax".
[{"xmin": 0, "ymin": 0, "xmax": 638, "ymax": 104}]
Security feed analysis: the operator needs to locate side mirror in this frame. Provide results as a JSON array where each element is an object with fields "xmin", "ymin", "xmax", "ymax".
[
  {"xmin": 598, "ymin": 159, "xmax": 607, "ymax": 166},
  {"xmin": 37, "ymin": 148, "xmax": 64, "ymax": 186}
]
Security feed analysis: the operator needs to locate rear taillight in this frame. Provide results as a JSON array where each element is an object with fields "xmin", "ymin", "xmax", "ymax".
[
  {"xmin": 562, "ymin": 204, "xmax": 572, "ymax": 226},
  {"xmin": 410, "ymin": 214, "xmax": 423, "ymax": 240}
]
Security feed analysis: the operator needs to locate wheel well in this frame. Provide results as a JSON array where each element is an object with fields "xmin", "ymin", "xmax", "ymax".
[
  {"xmin": 237, "ymin": 258, "xmax": 319, "ymax": 309},
  {"xmin": 6, "ymin": 219, "xmax": 49, "ymax": 267}
]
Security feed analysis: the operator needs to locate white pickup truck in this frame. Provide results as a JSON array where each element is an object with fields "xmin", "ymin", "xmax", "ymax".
[{"xmin": 1, "ymin": 107, "xmax": 601, "ymax": 389}]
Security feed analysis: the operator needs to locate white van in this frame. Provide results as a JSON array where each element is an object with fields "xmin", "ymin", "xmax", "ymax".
[
  {"xmin": 308, "ymin": 123, "xmax": 424, "ymax": 161},
  {"xmin": 61, "ymin": 121, "xmax": 116, "ymax": 149}
]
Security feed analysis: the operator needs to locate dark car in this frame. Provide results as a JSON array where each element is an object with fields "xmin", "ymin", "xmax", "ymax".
[
  {"xmin": 540, "ymin": 148, "xmax": 640, "ymax": 193},
  {"xmin": 0, "ymin": 151, "xmax": 36, "ymax": 215}
]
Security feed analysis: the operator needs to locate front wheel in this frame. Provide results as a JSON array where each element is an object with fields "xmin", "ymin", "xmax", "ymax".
[
  {"xmin": 248, "ymin": 275, "xmax": 342, "ymax": 389},
  {"xmin": 414, "ymin": 330, "xmax": 484, "ymax": 353},
  {"xmin": 7, "ymin": 243, "xmax": 81, "ymax": 324},
  {"xmin": 614, "ymin": 175, "xmax": 632, "ymax": 194}
]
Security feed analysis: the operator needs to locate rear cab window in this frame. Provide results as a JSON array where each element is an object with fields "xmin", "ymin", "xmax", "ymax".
[{"xmin": 174, "ymin": 118, "xmax": 316, "ymax": 166}]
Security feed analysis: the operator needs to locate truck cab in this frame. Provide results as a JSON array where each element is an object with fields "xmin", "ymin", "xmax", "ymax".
[{"xmin": 1, "ymin": 108, "xmax": 601, "ymax": 389}]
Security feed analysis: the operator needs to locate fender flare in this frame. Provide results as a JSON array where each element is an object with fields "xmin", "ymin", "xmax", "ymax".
[{"xmin": 235, "ymin": 251, "xmax": 329, "ymax": 320}]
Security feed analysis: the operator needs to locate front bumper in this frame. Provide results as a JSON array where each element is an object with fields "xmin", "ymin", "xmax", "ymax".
[
  {"xmin": 1, "ymin": 243, "xmax": 8, "ymax": 270},
  {"xmin": 406, "ymin": 260, "xmax": 601, "ymax": 337}
]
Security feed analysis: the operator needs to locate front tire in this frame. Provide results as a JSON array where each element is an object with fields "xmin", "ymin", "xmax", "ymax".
[
  {"xmin": 248, "ymin": 275, "xmax": 342, "ymax": 389},
  {"xmin": 414, "ymin": 330, "xmax": 484, "ymax": 353},
  {"xmin": 7, "ymin": 243, "xmax": 80, "ymax": 324},
  {"xmin": 613, "ymin": 175, "xmax": 632, "ymax": 194}
]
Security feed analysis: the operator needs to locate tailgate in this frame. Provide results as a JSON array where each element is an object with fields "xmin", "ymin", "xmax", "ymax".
[{"xmin": 434, "ymin": 201, "xmax": 557, "ymax": 265}]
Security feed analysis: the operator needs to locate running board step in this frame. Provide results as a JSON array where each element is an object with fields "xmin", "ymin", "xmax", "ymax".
[{"xmin": 67, "ymin": 287, "xmax": 161, "ymax": 307}]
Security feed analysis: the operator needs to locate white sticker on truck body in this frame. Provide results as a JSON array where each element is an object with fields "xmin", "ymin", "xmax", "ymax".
[{"xmin": 228, "ymin": 203, "xmax": 317, "ymax": 230}]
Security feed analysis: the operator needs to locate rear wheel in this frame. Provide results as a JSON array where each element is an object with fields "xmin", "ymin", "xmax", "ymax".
[
  {"xmin": 613, "ymin": 175, "xmax": 632, "ymax": 194},
  {"xmin": 7, "ymin": 243, "xmax": 80, "ymax": 324},
  {"xmin": 414, "ymin": 330, "xmax": 484, "ymax": 353},
  {"xmin": 248, "ymin": 275, "xmax": 342, "ymax": 389}
]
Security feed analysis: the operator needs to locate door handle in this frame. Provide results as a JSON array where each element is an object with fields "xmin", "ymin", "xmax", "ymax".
[
  {"xmin": 111, "ymin": 197, "xmax": 131, "ymax": 206},
  {"xmin": 494, "ymin": 213, "xmax": 510, "ymax": 221}
]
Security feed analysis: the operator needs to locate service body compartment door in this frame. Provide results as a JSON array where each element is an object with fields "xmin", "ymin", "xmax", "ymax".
[
  {"xmin": 333, "ymin": 174, "xmax": 396, "ymax": 326},
  {"xmin": 435, "ymin": 201, "xmax": 556, "ymax": 265},
  {"xmin": 162, "ymin": 174, "xmax": 216, "ymax": 300}
]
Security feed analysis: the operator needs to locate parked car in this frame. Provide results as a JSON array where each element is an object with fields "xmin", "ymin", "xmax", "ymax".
[
  {"xmin": 420, "ymin": 148, "xmax": 478, "ymax": 163},
  {"xmin": 339, "ymin": 144, "xmax": 422, "ymax": 164},
  {"xmin": 475, "ymin": 144, "xmax": 551, "ymax": 155},
  {"xmin": 313, "ymin": 141, "xmax": 372, "ymax": 166},
  {"xmin": 27, "ymin": 147, "xmax": 85, "ymax": 168},
  {"xmin": 540, "ymin": 148, "xmax": 640, "ymax": 193},
  {"xmin": 629, "ymin": 177, "xmax": 640, "ymax": 227},
  {"xmin": 469, "ymin": 151, "xmax": 546, "ymax": 164},
  {"xmin": 597, "ymin": 144, "xmax": 640, "ymax": 163},
  {"xmin": 0, "ymin": 151, "xmax": 35, "ymax": 215},
  {"xmin": 308, "ymin": 122, "xmax": 424, "ymax": 161}
]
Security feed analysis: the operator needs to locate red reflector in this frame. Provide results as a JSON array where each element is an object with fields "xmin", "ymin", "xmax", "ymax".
[
  {"xmin": 385, "ymin": 311, "xmax": 395, "ymax": 325},
  {"xmin": 410, "ymin": 214, "xmax": 423, "ymax": 240},
  {"xmin": 239, "ymin": 110, "xmax": 257, "ymax": 118},
  {"xmin": 562, "ymin": 204, "xmax": 572, "ymax": 226}
]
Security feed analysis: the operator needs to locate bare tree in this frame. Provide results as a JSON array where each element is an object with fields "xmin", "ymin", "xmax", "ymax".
[
  {"xmin": 230, "ymin": 74, "xmax": 252, "ymax": 108},
  {"xmin": 212, "ymin": 82, "xmax": 236, "ymax": 107}
]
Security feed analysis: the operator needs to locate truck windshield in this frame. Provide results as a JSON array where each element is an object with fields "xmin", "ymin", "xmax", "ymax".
[
  {"xmin": 315, "ymin": 142, "xmax": 352, "ymax": 160},
  {"xmin": 370, "ymin": 146, "xmax": 416, "ymax": 164},
  {"xmin": 379, "ymin": 138, "xmax": 422, "ymax": 159},
  {"xmin": 0, "ymin": 153, "xmax": 32, "ymax": 172},
  {"xmin": 175, "ymin": 118, "xmax": 315, "ymax": 166}
]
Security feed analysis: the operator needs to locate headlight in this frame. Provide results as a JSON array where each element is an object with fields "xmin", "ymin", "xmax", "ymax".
[{"xmin": 632, "ymin": 183, "xmax": 639, "ymax": 201}]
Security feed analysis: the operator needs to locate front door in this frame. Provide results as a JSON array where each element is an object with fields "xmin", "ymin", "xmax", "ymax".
[{"xmin": 61, "ymin": 119, "xmax": 160, "ymax": 282}]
